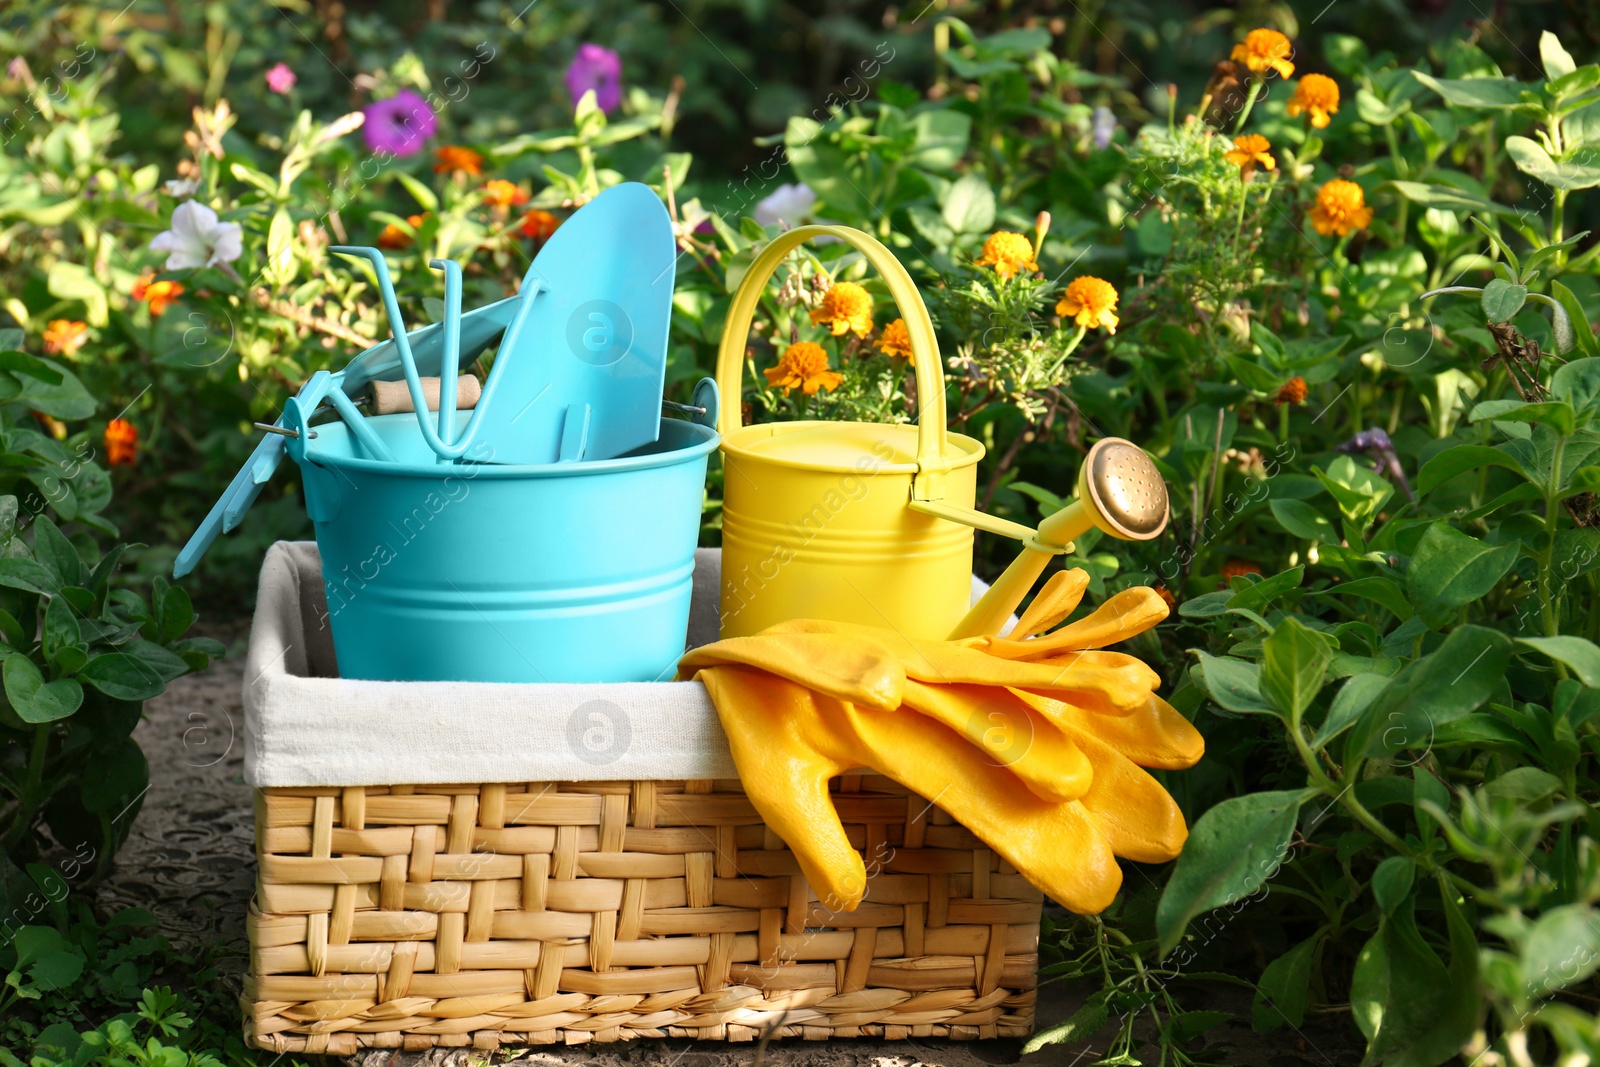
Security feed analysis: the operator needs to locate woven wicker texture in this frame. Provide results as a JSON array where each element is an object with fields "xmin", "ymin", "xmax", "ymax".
[{"xmin": 247, "ymin": 777, "xmax": 1041, "ymax": 1052}]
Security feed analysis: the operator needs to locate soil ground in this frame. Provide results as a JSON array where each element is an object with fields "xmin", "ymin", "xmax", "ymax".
[{"xmin": 97, "ymin": 624, "xmax": 1365, "ymax": 1067}]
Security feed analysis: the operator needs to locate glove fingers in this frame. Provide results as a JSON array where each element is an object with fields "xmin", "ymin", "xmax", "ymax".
[
  {"xmin": 1000, "ymin": 652, "xmax": 1163, "ymax": 714},
  {"xmin": 837, "ymin": 702, "xmax": 1124, "ymax": 914},
  {"xmin": 1010, "ymin": 588, "xmax": 1169, "ymax": 656},
  {"xmin": 680, "ymin": 632, "xmax": 903, "ymax": 711},
  {"xmin": 699, "ymin": 666, "xmax": 868, "ymax": 909},
  {"xmin": 1071, "ymin": 730, "xmax": 1191, "ymax": 863},
  {"xmin": 1012, "ymin": 569, "xmax": 1090, "ymax": 640},
  {"xmin": 1019, "ymin": 692, "xmax": 1205, "ymax": 769},
  {"xmin": 900, "ymin": 680, "xmax": 1092, "ymax": 803}
]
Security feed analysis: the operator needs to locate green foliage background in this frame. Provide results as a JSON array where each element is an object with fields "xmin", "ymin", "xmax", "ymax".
[{"xmin": 6, "ymin": 1, "xmax": 1600, "ymax": 1065}]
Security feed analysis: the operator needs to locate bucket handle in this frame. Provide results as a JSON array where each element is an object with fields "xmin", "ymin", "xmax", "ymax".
[{"xmin": 715, "ymin": 225, "xmax": 953, "ymax": 501}]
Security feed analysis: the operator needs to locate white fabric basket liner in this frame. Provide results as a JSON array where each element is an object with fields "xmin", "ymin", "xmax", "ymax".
[{"xmin": 244, "ymin": 541, "xmax": 1004, "ymax": 788}]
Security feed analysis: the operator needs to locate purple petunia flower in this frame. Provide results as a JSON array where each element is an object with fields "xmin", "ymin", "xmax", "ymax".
[
  {"xmin": 362, "ymin": 89, "xmax": 437, "ymax": 157},
  {"xmin": 564, "ymin": 43, "xmax": 622, "ymax": 113},
  {"xmin": 265, "ymin": 62, "xmax": 297, "ymax": 94},
  {"xmin": 1091, "ymin": 106, "xmax": 1116, "ymax": 149}
]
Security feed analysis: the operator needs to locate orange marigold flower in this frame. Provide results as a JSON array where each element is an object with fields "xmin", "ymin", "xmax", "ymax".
[
  {"xmin": 765, "ymin": 341, "xmax": 844, "ymax": 396},
  {"xmin": 377, "ymin": 213, "xmax": 427, "ymax": 249},
  {"xmin": 1287, "ymin": 74, "xmax": 1340, "ymax": 129},
  {"xmin": 132, "ymin": 271, "xmax": 184, "ymax": 316},
  {"xmin": 1220, "ymin": 559, "xmax": 1263, "ymax": 581},
  {"xmin": 42, "ymin": 319, "xmax": 87, "ymax": 357},
  {"xmin": 1231, "ymin": 28, "xmax": 1295, "ymax": 79},
  {"xmin": 1055, "ymin": 276, "xmax": 1120, "ymax": 334},
  {"xmin": 1226, "ymin": 133, "xmax": 1276, "ymax": 180},
  {"xmin": 519, "ymin": 209, "xmax": 560, "ymax": 240},
  {"xmin": 875, "ymin": 317, "xmax": 914, "ymax": 359},
  {"xmin": 1276, "ymin": 376, "xmax": 1308, "ymax": 405},
  {"xmin": 975, "ymin": 231, "xmax": 1039, "ymax": 280},
  {"xmin": 482, "ymin": 179, "xmax": 529, "ymax": 208},
  {"xmin": 1308, "ymin": 178, "xmax": 1374, "ymax": 237},
  {"xmin": 105, "ymin": 418, "xmax": 138, "ymax": 467},
  {"xmin": 433, "ymin": 145, "xmax": 484, "ymax": 176},
  {"xmin": 809, "ymin": 282, "xmax": 874, "ymax": 338}
]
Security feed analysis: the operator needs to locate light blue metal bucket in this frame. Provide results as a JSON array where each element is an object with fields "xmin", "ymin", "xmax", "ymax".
[{"xmin": 287, "ymin": 411, "xmax": 717, "ymax": 683}]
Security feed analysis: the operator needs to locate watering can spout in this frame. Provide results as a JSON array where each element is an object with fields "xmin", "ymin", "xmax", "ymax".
[{"xmin": 948, "ymin": 437, "xmax": 1169, "ymax": 640}]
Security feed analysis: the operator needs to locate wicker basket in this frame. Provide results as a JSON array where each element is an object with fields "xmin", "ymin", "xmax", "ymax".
[{"xmin": 243, "ymin": 546, "xmax": 1041, "ymax": 1052}]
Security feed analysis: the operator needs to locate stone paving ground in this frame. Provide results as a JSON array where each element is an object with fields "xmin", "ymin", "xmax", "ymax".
[{"xmin": 96, "ymin": 624, "xmax": 1364, "ymax": 1067}]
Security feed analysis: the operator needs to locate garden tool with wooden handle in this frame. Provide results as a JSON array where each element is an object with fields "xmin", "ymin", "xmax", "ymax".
[
  {"xmin": 678, "ymin": 578, "xmax": 1202, "ymax": 914},
  {"xmin": 950, "ymin": 437, "xmax": 1170, "ymax": 639}
]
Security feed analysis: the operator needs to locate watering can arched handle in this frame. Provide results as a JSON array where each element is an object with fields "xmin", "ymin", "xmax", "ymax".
[{"xmin": 714, "ymin": 225, "xmax": 953, "ymax": 500}]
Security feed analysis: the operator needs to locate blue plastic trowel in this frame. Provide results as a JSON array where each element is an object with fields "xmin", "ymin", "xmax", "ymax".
[{"xmin": 466, "ymin": 181, "xmax": 678, "ymax": 464}]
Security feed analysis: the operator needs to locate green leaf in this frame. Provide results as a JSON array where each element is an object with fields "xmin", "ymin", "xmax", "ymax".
[
  {"xmin": 1485, "ymin": 766, "xmax": 1562, "ymax": 803},
  {"xmin": 158, "ymin": 583, "xmax": 196, "ymax": 644},
  {"xmin": 1516, "ymin": 635, "xmax": 1600, "ymax": 687},
  {"xmin": 1314, "ymin": 673, "xmax": 1392, "ymax": 748},
  {"xmin": 1357, "ymin": 626, "xmax": 1513, "ymax": 759},
  {"xmin": 1226, "ymin": 566, "xmax": 1305, "ymax": 613},
  {"xmin": 78, "ymin": 652, "xmax": 167, "ymax": 701},
  {"xmin": 46, "ymin": 261, "xmax": 108, "ymax": 326},
  {"xmin": 1413, "ymin": 71, "xmax": 1535, "ymax": 110},
  {"xmin": 1191, "ymin": 652, "xmax": 1277, "ymax": 715},
  {"xmin": 1475, "ymin": 399, "xmax": 1577, "ymax": 436},
  {"xmin": 941, "ymin": 172, "xmax": 996, "ymax": 234},
  {"xmin": 1260, "ymin": 618, "xmax": 1334, "ymax": 721},
  {"xmin": 1481, "ymin": 277, "xmax": 1529, "ymax": 322},
  {"xmin": 19, "ymin": 947, "xmax": 85, "ymax": 995},
  {"xmin": 3, "ymin": 655, "xmax": 83, "ymax": 724},
  {"xmin": 1417, "ymin": 444, "xmax": 1526, "ymax": 493},
  {"xmin": 1541, "ymin": 31, "xmax": 1578, "ymax": 79},
  {"xmin": 1523, "ymin": 904, "xmax": 1600, "ymax": 998},
  {"xmin": 785, "ymin": 116, "xmax": 873, "ymax": 218},
  {"xmin": 1405, "ymin": 522, "xmax": 1518, "ymax": 612},
  {"xmin": 0, "ymin": 609, "xmax": 23, "ymax": 651},
  {"xmin": 1371, "ymin": 856, "xmax": 1415, "ymax": 914},
  {"xmin": 1507, "ymin": 135, "xmax": 1600, "ymax": 191},
  {"xmin": 0, "ymin": 557, "xmax": 58, "ymax": 595},
  {"xmin": 1387, "ymin": 180, "xmax": 1520, "ymax": 217},
  {"xmin": 1177, "ymin": 591, "xmax": 1232, "ymax": 618},
  {"xmin": 1314, "ymin": 456, "xmax": 1393, "ymax": 530},
  {"xmin": 907, "ymin": 110, "xmax": 971, "ymax": 168},
  {"xmin": 1351, "ymin": 892, "xmax": 1475, "ymax": 1067},
  {"xmin": 12, "ymin": 358, "xmax": 96, "ymax": 419},
  {"xmin": 31, "ymin": 515, "xmax": 81, "ymax": 587},
  {"xmin": 0, "ymin": 351, "xmax": 63, "ymax": 385},
  {"xmin": 1157, "ymin": 790, "xmax": 1304, "ymax": 956},
  {"xmin": 395, "ymin": 172, "xmax": 439, "ymax": 213},
  {"xmin": 1021, "ymin": 993, "xmax": 1109, "ymax": 1053},
  {"xmin": 1552, "ymin": 282, "xmax": 1600, "ymax": 360},
  {"xmin": 1270, "ymin": 499, "xmax": 1338, "ymax": 542},
  {"xmin": 42, "ymin": 596, "xmax": 80, "ymax": 661},
  {"xmin": 1551, "ymin": 356, "xmax": 1600, "ymax": 417},
  {"xmin": 1313, "ymin": 576, "xmax": 1416, "ymax": 621},
  {"xmin": 1252, "ymin": 936, "xmax": 1319, "ymax": 1032}
]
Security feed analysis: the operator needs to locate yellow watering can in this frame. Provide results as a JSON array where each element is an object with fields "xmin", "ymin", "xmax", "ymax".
[{"xmin": 715, "ymin": 225, "xmax": 1170, "ymax": 640}]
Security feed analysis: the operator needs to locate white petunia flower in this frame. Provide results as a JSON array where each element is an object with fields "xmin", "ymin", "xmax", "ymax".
[
  {"xmin": 162, "ymin": 179, "xmax": 199, "ymax": 198},
  {"xmin": 149, "ymin": 200, "xmax": 243, "ymax": 270},
  {"xmin": 754, "ymin": 182, "xmax": 817, "ymax": 227}
]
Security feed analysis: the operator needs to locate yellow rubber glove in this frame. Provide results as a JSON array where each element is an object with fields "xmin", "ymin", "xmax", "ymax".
[
  {"xmin": 744, "ymin": 617, "xmax": 1164, "ymax": 715},
  {"xmin": 1011, "ymin": 568, "xmax": 1090, "ymax": 640},
  {"xmin": 696, "ymin": 663, "xmax": 1125, "ymax": 914},
  {"xmin": 684, "ymin": 626, "xmax": 1095, "ymax": 803},
  {"xmin": 680, "ymin": 572, "xmax": 1204, "ymax": 915}
]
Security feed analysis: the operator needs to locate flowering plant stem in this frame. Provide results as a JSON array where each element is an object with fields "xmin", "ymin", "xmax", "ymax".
[{"xmin": 1233, "ymin": 79, "xmax": 1262, "ymax": 133}]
